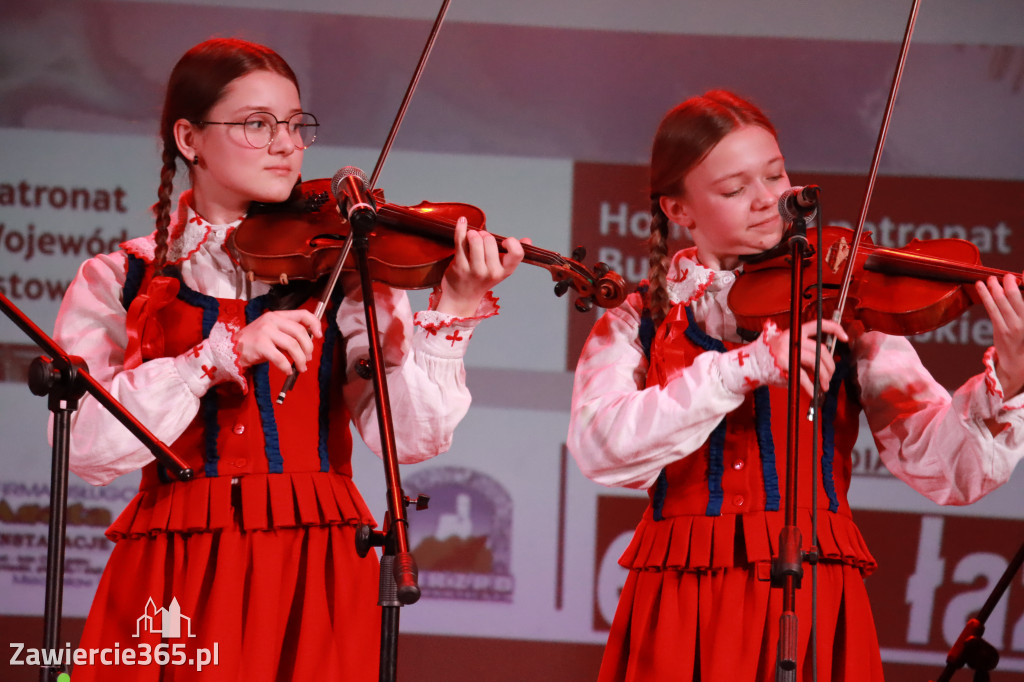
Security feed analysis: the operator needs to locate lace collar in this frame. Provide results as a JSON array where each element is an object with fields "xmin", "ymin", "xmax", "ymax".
[
  {"xmin": 121, "ymin": 190, "xmax": 243, "ymax": 265},
  {"xmin": 664, "ymin": 247, "xmax": 739, "ymax": 307}
]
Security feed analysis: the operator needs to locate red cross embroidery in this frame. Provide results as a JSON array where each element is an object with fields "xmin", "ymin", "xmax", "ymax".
[
  {"xmin": 445, "ymin": 330, "xmax": 464, "ymax": 346},
  {"xmin": 201, "ymin": 365, "xmax": 217, "ymax": 380},
  {"xmin": 190, "ymin": 344, "xmax": 204, "ymax": 358},
  {"xmin": 189, "ymin": 214, "xmax": 205, "ymax": 226},
  {"xmin": 735, "ymin": 350, "xmax": 749, "ymax": 366},
  {"xmin": 743, "ymin": 377, "xmax": 759, "ymax": 390}
]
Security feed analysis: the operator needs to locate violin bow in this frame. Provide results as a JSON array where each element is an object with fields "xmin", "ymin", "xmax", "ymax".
[
  {"xmin": 825, "ymin": 0, "xmax": 922, "ymax": 351},
  {"xmin": 278, "ymin": 0, "xmax": 453, "ymax": 403}
]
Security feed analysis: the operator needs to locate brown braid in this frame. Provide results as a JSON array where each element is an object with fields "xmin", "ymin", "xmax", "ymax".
[
  {"xmin": 646, "ymin": 90, "xmax": 777, "ymax": 328},
  {"xmin": 151, "ymin": 144, "xmax": 178, "ymax": 273},
  {"xmin": 646, "ymin": 199, "xmax": 672, "ymax": 326}
]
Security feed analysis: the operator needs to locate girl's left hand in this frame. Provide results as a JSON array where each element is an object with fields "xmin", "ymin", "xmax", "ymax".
[
  {"xmin": 975, "ymin": 270, "xmax": 1024, "ymax": 398},
  {"xmin": 435, "ymin": 216, "xmax": 529, "ymax": 317}
]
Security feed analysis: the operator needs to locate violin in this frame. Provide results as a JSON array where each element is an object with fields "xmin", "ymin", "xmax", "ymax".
[
  {"xmin": 729, "ymin": 224, "xmax": 1023, "ymax": 337},
  {"xmin": 227, "ymin": 177, "xmax": 627, "ymax": 312}
]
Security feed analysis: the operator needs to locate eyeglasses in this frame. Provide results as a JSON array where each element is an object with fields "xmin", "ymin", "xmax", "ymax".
[{"xmin": 193, "ymin": 111, "xmax": 319, "ymax": 149}]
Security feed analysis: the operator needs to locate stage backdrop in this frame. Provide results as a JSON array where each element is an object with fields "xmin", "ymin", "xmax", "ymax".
[{"xmin": 1, "ymin": 1, "xmax": 1022, "ymax": 680}]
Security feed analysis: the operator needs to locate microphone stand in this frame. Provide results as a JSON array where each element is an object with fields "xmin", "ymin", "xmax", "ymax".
[
  {"xmin": 273, "ymin": 3, "xmax": 450, "ymax": 678},
  {"xmin": 932, "ymin": 540, "xmax": 1024, "ymax": 682},
  {"xmin": 0, "ymin": 292, "xmax": 192, "ymax": 682},
  {"xmin": 771, "ymin": 212, "xmax": 814, "ymax": 681},
  {"xmin": 341, "ymin": 211, "xmax": 423, "ymax": 682}
]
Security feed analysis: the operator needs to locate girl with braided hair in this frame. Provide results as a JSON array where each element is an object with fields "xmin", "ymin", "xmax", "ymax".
[
  {"xmin": 567, "ymin": 90, "xmax": 1024, "ymax": 680},
  {"xmin": 53, "ymin": 37, "xmax": 524, "ymax": 680}
]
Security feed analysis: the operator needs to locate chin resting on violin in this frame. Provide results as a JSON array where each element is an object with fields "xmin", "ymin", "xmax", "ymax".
[
  {"xmin": 50, "ymin": 37, "xmax": 526, "ymax": 681},
  {"xmin": 567, "ymin": 90, "xmax": 1024, "ymax": 682}
]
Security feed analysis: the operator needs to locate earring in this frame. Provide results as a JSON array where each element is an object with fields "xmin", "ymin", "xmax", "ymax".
[{"xmin": 192, "ymin": 155, "xmax": 199, "ymax": 166}]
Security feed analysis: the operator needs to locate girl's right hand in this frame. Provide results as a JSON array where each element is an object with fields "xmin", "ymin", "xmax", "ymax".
[
  {"xmin": 767, "ymin": 319, "xmax": 849, "ymax": 397},
  {"xmin": 234, "ymin": 309, "xmax": 322, "ymax": 373}
]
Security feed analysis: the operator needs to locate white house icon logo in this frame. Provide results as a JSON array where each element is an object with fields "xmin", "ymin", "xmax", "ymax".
[{"xmin": 133, "ymin": 597, "xmax": 197, "ymax": 639}]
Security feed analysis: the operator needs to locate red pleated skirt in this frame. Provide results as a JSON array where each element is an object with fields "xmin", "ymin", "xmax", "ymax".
[
  {"xmin": 599, "ymin": 561, "xmax": 884, "ymax": 682},
  {"xmin": 70, "ymin": 518, "xmax": 382, "ymax": 680}
]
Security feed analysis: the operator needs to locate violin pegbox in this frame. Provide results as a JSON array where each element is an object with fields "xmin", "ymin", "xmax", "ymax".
[{"xmin": 550, "ymin": 244, "xmax": 626, "ymax": 312}]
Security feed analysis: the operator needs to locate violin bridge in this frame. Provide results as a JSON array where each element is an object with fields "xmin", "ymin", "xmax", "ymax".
[{"xmin": 824, "ymin": 236, "xmax": 850, "ymax": 275}]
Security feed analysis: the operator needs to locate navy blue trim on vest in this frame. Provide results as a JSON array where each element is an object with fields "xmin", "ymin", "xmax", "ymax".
[
  {"xmin": 682, "ymin": 305, "xmax": 726, "ymax": 353},
  {"xmin": 651, "ymin": 470, "xmax": 669, "ymax": 521},
  {"xmin": 245, "ymin": 296, "xmax": 284, "ymax": 474},
  {"xmin": 168, "ymin": 276, "xmax": 223, "ymax": 478},
  {"xmin": 124, "ymin": 257, "xmax": 172, "ymax": 482},
  {"xmin": 176, "ymin": 281, "xmax": 220, "ymax": 339},
  {"xmin": 123, "ymin": 254, "xmax": 145, "ymax": 311},
  {"xmin": 317, "ymin": 300, "xmax": 342, "ymax": 472},
  {"xmin": 637, "ymin": 284, "xmax": 673, "ymax": 519},
  {"xmin": 753, "ymin": 386, "xmax": 781, "ymax": 511},
  {"xmin": 682, "ymin": 306, "xmax": 730, "ymax": 516},
  {"xmin": 125, "ymin": 263, "xmax": 229, "ymax": 478},
  {"xmin": 819, "ymin": 352, "xmax": 852, "ymax": 513},
  {"xmin": 637, "ymin": 284, "xmax": 655, "ymax": 364}
]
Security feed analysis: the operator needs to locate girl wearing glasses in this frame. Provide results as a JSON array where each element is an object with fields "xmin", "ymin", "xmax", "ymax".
[{"xmin": 54, "ymin": 38, "xmax": 525, "ymax": 680}]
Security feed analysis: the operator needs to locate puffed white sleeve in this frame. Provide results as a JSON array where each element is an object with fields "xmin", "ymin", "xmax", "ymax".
[
  {"xmin": 566, "ymin": 293, "xmax": 782, "ymax": 490},
  {"xmin": 855, "ymin": 331, "xmax": 1024, "ymax": 505},
  {"xmin": 53, "ymin": 253, "xmax": 238, "ymax": 485},
  {"xmin": 337, "ymin": 278, "xmax": 492, "ymax": 463}
]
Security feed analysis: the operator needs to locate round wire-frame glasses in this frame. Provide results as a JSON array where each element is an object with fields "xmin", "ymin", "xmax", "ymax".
[{"xmin": 194, "ymin": 111, "xmax": 319, "ymax": 149}]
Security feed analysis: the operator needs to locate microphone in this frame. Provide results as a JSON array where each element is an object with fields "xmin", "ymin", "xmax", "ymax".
[
  {"xmin": 778, "ymin": 185, "xmax": 820, "ymax": 222},
  {"xmin": 331, "ymin": 166, "xmax": 377, "ymax": 229}
]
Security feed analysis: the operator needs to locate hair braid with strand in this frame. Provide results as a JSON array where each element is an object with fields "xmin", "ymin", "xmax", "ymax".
[
  {"xmin": 646, "ymin": 198, "xmax": 672, "ymax": 326},
  {"xmin": 151, "ymin": 145, "xmax": 178, "ymax": 272}
]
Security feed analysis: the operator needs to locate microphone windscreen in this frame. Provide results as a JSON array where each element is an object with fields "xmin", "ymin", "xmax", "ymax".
[
  {"xmin": 777, "ymin": 186, "xmax": 818, "ymax": 222},
  {"xmin": 331, "ymin": 166, "xmax": 369, "ymax": 199}
]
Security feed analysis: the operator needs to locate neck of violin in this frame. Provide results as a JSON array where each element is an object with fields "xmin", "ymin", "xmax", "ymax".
[
  {"xmin": 500, "ymin": 237, "xmax": 563, "ymax": 268},
  {"xmin": 865, "ymin": 247, "xmax": 1022, "ymax": 288}
]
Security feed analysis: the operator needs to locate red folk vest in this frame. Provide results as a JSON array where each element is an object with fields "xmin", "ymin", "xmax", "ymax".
[
  {"xmin": 106, "ymin": 255, "xmax": 372, "ymax": 539},
  {"xmin": 619, "ymin": 302, "xmax": 877, "ymax": 573}
]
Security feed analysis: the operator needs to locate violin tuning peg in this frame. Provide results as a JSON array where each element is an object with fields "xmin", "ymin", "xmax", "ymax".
[
  {"xmin": 571, "ymin": 246, "xmax": 587, "ymax": 261},
  {"xmin": 553, "ymin": 280, "xmax": 571, "ymax": 297},
  {"xmin": 574, "ymin": 297, "xmax": 594, "ymax": 313},
  {"xmin": 594, "ymin": 262, "xmax": 610, "ymax": 277}
]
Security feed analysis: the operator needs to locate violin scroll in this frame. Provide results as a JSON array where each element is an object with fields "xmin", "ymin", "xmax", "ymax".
[{"xmin": 547, "ymin": 245, "xmax": 626, "ymax": 312}]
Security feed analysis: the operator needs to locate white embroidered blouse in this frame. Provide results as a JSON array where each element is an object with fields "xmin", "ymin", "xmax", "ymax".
[
  {"xmin": 54, "ymin": 193, "xmax": 499, "ymax": 485},
  {"xmin": 568, "ymin": 247, "xmax": 1024, "ymax": 504}
]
